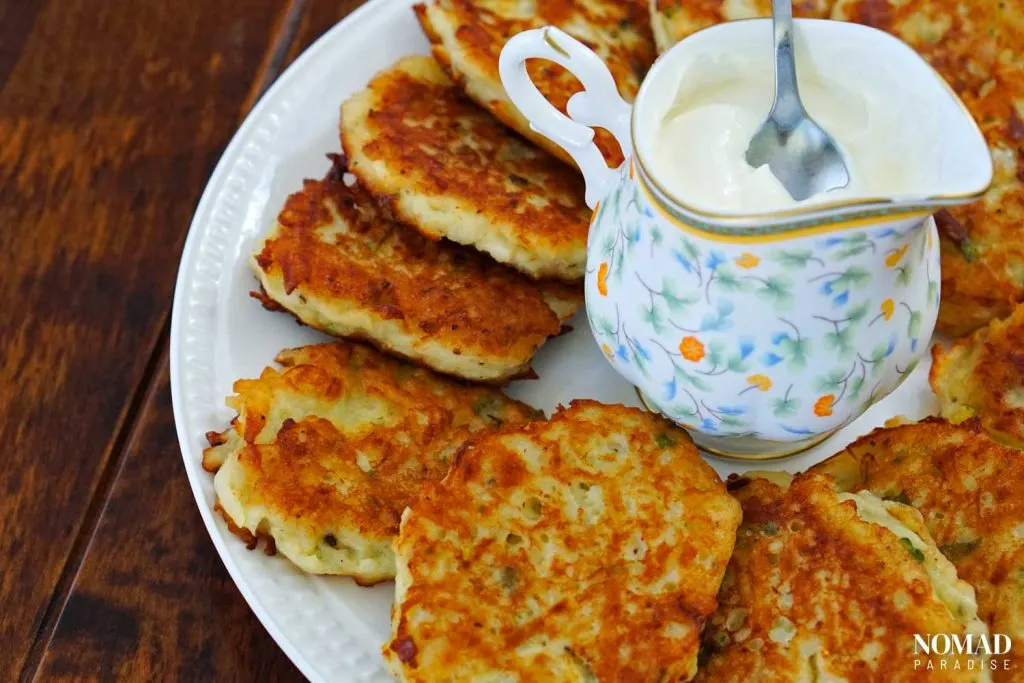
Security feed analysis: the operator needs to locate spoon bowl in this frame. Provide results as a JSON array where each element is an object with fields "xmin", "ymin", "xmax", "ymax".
[{"xmin": 746, "ymin": 0, "xmax": 850, "ymax": 201}]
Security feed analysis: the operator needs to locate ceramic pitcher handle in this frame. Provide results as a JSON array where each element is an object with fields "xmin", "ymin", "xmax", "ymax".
[{"xmin": 499, "ymin": 26, "xmax": 633, "ymax": 208}]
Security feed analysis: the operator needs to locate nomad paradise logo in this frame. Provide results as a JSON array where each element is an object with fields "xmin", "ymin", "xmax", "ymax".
[{"xmin": 914, "ymin": 634, "xmax": 1013, "ymax": 673}]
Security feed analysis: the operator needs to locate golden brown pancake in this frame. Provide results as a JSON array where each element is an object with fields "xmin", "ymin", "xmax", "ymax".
[
  {"xmin": 415, "ymin": 0, "xmax": 656, "ymax": 167},
  {"xmin": 648, "ymin": 0, "xmax": 834, "ymax": 53},
  {"xmin": 931, "ymin": 303, "xmax": 1024, "ymax": 448},
  {"xmin": 830, "ymin": 0, "xmax": 1024, "ymax": 336},
  {"xmin": 699, "ymin": 472, "xmax": 990, "ymax": 682},
  {"xmin": 252, "ymin": 154, "xmax": 581, "ymax": 382},
  {"xmin": 202, "ymin": 342, "xmax": 541, "ymax": 585},
  {"xmin": 385, "ymin": 401, "xmax": 741, "ymax": 682},
  {"xmin": 341, "ymin": 55, "xmax": 591, "ymax": 281},
  {"xmin": 812, "ymin": 419, "xmax": 1024, "ymax": 681}
]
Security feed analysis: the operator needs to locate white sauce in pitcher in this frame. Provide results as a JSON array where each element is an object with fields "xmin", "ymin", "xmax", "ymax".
[{"xmin": 647, "ymin": 48, "xmax": 941, "ymax": 213}]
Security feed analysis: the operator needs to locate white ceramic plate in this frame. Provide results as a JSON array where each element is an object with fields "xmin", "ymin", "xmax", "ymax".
[{"xmin": 169, "ymin": 1, "xmax": 941, "ymax": 679}]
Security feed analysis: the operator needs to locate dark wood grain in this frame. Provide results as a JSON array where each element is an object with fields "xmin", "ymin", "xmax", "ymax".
[
  {"xmin": 0, "ymin": 0, "xmax": 303, "ymax": 678},
  {"xmin": 35, "ymin": 363, "xmax": 304, "ymax": 682},
  {"xmin": 27, "ymin": 1, "xmax": 371, "ymax": 680}
]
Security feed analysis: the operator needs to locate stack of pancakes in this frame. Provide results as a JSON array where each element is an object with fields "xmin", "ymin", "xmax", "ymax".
[
  {"xmin": 205, "ymin": 2, "xmax": 642, "ymax": 587},
  {"xmin": 207, "ymin": 1, "xmax": 659, "ymax": 585},
  {"xmin": 201, "ymin": 1, "xmax": 1024, "ymax": 680}
]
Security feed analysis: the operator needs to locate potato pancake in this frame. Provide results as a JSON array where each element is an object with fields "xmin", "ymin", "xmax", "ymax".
[
  {"xmin": 253, "ymin": 154, "xmax": 580, "ymax": 382},
  {"xmin": 648, "ymin": 0, "xmax": 834, "ymax": 53},
  {"xmin": 830, "ymin": 0, "xmax": 1024, "ymax": 336},
  {"xmin": 384, "ymin": 401, "xmax": 741, "ymax": 682},
  {"xmin": 931, "ymin": 303, "xmax": 1024, "ymax": 449},
  {"xmin": 341, "ymin": 55, "xmax": 590, "ymax": 281},
  {"xmin": 415, "ymin": 0, "xmax": 656, "ymax": 167},
  {"xmin": 812, "ymin": 419, "xmax": 1024, "ymax": 681},
  {"xmin": 201, "ymin": 342, "xmax": 541, "ymax": 585},
  {"xmin": 700, "ymin": 473, "xmax": 990, "ymax": 682}
]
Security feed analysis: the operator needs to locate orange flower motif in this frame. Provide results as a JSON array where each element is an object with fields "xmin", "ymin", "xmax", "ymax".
[
  {"xmin": 814, "ymin": 394, "xmax": 836, "ymax": 417},
  {"xmin": 735, "ymin": 253, "xmax": 760, "ymax": 269},
  {"xmin": 597, "ymin": 262, "xmax": 610, "ymax": 296},
  {"xmin": 880, "ymin": 298, "xmax": 895, "ymax": 321},
  {"xmin": 629, "ymin": 159, "xmax": 635, "ymax": 180},
  {"xmin": 590, "ymin": 200, "xmax": 601, "ymax": 227},
  {"xmin": 747, "ymin": 374, "xmax": 773, "ymax": 392},
  {"xmin": 601, "ymin": 343, "xmax": 614, "ymax": 359},
  {"xmin": 679, "ymin": 336, "xmax": 705, "ymax": 362},
  {"xmin": 885, "ymin": 245, "xmax": 909, "ymax": 268}
]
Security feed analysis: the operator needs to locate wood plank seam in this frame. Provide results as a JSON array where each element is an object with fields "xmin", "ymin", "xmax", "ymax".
[
  {"xmin": 242, "ymin": 0, "xmax": 312, "ymax": 115},
  {"xmin": 16, "ymin": 1, "xmax": 310, "ymax": 679},
  {"xmin": 17, "ymin": 319, "xmax": 171, "ymax": 683}
]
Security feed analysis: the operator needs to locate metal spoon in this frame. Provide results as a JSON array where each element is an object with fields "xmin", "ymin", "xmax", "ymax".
[{"xmin": 745, "ymin": 0, "xmax": 850, "ymax": 201}]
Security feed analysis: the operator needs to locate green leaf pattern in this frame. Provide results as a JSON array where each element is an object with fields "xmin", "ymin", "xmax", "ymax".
[{"xmin": 585, "ymin": 166, "xmax": 938, "ymax": 441}]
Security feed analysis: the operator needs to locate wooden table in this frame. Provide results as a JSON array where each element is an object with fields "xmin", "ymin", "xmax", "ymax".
[{"xmin": 0, "ymin": 1, "xmax": 368, "ymax": 679}]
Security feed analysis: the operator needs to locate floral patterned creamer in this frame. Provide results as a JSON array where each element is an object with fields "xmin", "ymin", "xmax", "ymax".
[
  {"xmin": 500, "ymin": 23, "xmax": 992, "ymax": 457},
  {"xmin": 584, "ymin": 161, "xmax": 938, "ymax": 455}
]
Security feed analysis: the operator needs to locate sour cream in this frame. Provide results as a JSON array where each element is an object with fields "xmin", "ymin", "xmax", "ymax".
[{"xmin": 646, "ymin": 48, "xmax": 939, "ymax": 213}]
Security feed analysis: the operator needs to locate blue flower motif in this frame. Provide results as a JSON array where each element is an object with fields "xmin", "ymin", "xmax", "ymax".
[
  {"xmin": 701, "ymin": 418, "xmax": 718, "ymax": 432},
  {"xmin": 641, "ymin": 205, "xmax": 656, "ymax": 218},
  {"xmin": 820, "ymin": 281, "xmax": 834, "ymax": 295},
  {"xmin": 700, "ymin": 315, "xmax": 719, "ymax": 331},
  {"xmin": 634, "ymin": 340, "xmax": 651, "ymax": 361},
  {"xmin": 663, "ymin": 378, "xmax": 678, "ymax": 401},
  {"xmin": 781, "ymin": 425, "xmax": 816, "ymax": 436},
  {"xmin": 874, "ymin": 227, "xmax": 897, "ymax": 239},
  {"xmin": 762, "ymin": 352, "xmax": 784, "ymax": 367},
  {"xmin": 884, "ymin": 333, "xmax": 897, "ymax": 358},
  {"xmin": 911, "ymin": 339, "xmax": 919, "ymax": 352},
  {"xmin": 718, "ymin": 406, "xmax": 747, "ymax": 416},
  {"xmin": 771, "ymin": 331, "xmax": 790, "ymax": 346},
  {"xmin": 705, "ymin": 250, "xmax": 727, "ymax": 271},
  {"xmin": 700, "ymin": 313, "xmax": 734, "ymax": 332},
  {"xmin": 738, "ymin": 337, "xmax": 755, "ymax": 359},
  {"xmin": 832, "ymin": 290, "xmax": 850, "ymax": 307},
  {"xmin": 616, "ymin": 345, "xmax": 630, "ymax": 363},
  {"xmin": 820, "ymin": 236, "xmax": 846, "ymax": 247},
  {"xmin": 628, "ymin": 228, "xmax": 642, "ymax": 244},
  {"xmin": 672, "ymin": 250, "xmax": 693, "ymax": 273}
]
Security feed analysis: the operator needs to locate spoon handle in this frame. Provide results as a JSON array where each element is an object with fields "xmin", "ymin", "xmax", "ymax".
[{"xmin": 771, "ymin": 0, "xmax": 804, "ymax": 124}]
